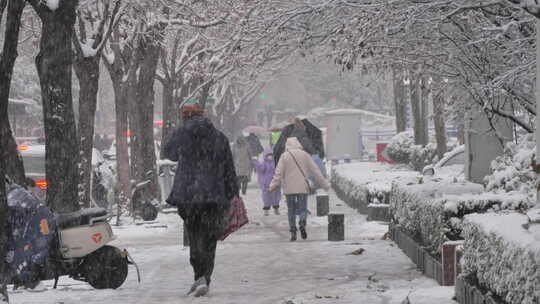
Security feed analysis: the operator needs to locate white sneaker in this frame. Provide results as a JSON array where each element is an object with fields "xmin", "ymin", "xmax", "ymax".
[
  {"xmin": 264, "ymin": 209, "xmax": 269, "ymax": 216},
  {"xmin": 193, "ymin": 284, "xmax": 209, "ymax": 297},
  {"xmin": 187, "ymin": 277, "xmax": 206, "ymax": 295},
  {"xmin": 274, "ymin": 208, "xmax": 280, "ymax": 215}
]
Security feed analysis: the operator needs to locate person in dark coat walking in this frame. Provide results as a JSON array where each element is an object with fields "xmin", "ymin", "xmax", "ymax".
[
  {"xmin": 164, "ymin": 105, "xmax": 239, "ymax": 297},
  {"xmin": 246, "ymin": 132, "xmax": 264, "ymax": 157}
]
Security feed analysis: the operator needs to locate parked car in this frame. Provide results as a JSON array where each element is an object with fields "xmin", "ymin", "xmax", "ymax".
[
  {"xmin": 422, "ymin": 145, "xmax": 465, "ymax": 177},
  {"xmin": 19, "ymin": 144, "xmax": 115, "ymax": 208}
]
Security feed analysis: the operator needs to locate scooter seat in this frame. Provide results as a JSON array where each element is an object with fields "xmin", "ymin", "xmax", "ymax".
[{"xmin": 56, "ymin": 208, "xmax": 108, "ymax": 229}]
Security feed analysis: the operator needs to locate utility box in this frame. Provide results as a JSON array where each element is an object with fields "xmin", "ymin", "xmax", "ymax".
[
  {"xmin": 465, "ymin": 107, "xmax": 513, "ymax": 183},
  {"xmin": 325, "ymin": 109, "xmax": 362, "ymax": 160}
]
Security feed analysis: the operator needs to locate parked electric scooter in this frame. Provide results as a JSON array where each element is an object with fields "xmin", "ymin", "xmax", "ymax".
[{"xmin": 6, "ymin": 182, "xmax": 139, "ymax": 290}]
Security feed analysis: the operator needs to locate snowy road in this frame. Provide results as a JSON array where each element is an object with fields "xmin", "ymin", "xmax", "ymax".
[{"xmin": 11, "ymin": 183, "xmax": 456, "ymax": 304}]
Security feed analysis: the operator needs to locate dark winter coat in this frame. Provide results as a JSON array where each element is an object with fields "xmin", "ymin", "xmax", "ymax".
[
  {"xmin": 246, "ymin": 133, "xmax": 264, "ymax": 156},
  {"xmin": 164, "ymin": 117, "xmax": 239, "ymax": 207}
]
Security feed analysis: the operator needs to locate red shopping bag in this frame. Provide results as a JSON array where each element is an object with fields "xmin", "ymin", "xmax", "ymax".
[{"xmin": 219, "ymin": 196, "xmax": 249, "ymax": 241}]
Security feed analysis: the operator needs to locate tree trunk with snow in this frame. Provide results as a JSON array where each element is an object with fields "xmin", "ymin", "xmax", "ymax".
[
  {"xmin": 409, "ymin": 68, "xmax": 426, "ymax": 146},
  {"xmin": 392, "ymin": 65, "xmax": 407, "ymax": 133},
  {"xmin": 432, "ymin": 76, "xmax": 448, "ymax": 159},
  {"xmin": 32, "ymin": 1, "xmax": 80, "ymax": 213},
  {"xmin": 0, "ymin": 139, "xmax": 9, "ymax": 304},
  {"xmin": 199, "ymin": 80, "xmax": 213, "ymax": 109},
  {"xmin": 128, "ymin": 26, "xmax": 163, "ymax": 203},
  {"xmin": 73, "ymin": 0, "xmax": 120, "ymax": 208},
  {"xmin": 0, "ymin": 0, "xmax": 27, "ymax": 187},
  {"xmin": 104, "ymin": 60, "xmax": 131, "ymax": 217},
  {"xmin": 0, "ymin": 163, "xmax": 8, "ymax": 304},
  {"xmin": 420, "ymin": 73, "xmax": 430, "ymax": 146},
  {"xmin": 0, "ymin": 2, "xmax": 12, "ymax": 301},
  {"xmin": 74, "ymin": 56, "xmax": 100, "ymax": 208},
  {"xmin": 160, "ymin": 82, "xmax": 177, "ymax": 158}
]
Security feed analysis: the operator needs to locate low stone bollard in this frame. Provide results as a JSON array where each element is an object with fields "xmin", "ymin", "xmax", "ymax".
[
  {"xmin": 316, "ymin": 194, "xmax": 329, "ymax": 216},
  {"xmin": 367, "ymin": 204, "xmax": 390, "ymax": 222},
  {"xmin": 328, "ymin": 213, "xmax": 344, "ymax": 241}
]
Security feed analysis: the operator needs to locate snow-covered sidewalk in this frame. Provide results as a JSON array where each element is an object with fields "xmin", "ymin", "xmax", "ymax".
[{"xmin": 10, "ymin": 184, "xmax": 455, "ymax": 304}]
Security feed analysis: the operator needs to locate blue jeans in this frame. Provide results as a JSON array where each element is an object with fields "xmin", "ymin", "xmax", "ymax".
[{"xmin": 286, "ymin": 194, "xmax": 308, "ymax": 232}]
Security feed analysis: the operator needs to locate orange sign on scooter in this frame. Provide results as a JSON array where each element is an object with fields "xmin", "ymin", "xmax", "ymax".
[{"xmin": 40, "ymin": 219, "xmax": 49, "ymax": 235}]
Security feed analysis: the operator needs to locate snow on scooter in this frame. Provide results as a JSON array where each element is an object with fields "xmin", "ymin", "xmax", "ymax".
[{"xmin": 5, "ymin": 181, "xmax": 140, "ymax": 290}]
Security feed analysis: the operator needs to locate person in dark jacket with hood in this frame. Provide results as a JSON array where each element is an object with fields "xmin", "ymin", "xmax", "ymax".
[
  {"xmin": 246, "ymin": 132, "xmax": 264, "ymax": 157},
  {"xmin": 164, "ymin": 105, "xmax": 239, "ymax": 297}
]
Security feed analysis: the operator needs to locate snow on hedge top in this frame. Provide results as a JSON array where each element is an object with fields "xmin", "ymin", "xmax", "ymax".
[
  {"xmin": 465, "ymin": 212, "xmax": 540, "ymax": 250},
  {"xmin": 333, "ymin": 162, "xmax": 419, "ymax": 192},
  {"xmin": 398, "ymin": 179, "xmax": 484, "ymax": 200},
  {"xmin": 325, "ymin": 108, "xmax": 394, "ymax": 120},
  {"xmin": 485, "ymin": 134, "xmax": 535, "ymax": 200},
  {"xmin": 441, "ymin": 191, "xmax": 530, "ymax": 214},
  {"xmin": 44, "ymin": 0, "xmax": 59, "ymax": 11}
]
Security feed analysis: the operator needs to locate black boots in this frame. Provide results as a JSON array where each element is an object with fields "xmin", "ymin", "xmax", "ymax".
[
  {"xmin": 290, "ymin": 231, "xmax": 297, "ymax": 242},
  {"xmin": 299, "ymin": 226, "xmax": 307, "ymax": 240}
]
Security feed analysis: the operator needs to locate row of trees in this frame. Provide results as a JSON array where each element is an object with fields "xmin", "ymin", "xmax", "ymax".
[{"xmin": 261, "ymin": 0, "xmax": 539, "ymax": 158}]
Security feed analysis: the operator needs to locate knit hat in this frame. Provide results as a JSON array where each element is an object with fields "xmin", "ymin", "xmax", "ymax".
[{"xmin": 182, "ymin": 105, "xmax": 204, "ymax": 120}]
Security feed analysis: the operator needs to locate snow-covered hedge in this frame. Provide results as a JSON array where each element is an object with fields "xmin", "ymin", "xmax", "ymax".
[
  {"xmin": 386, "ymin": 132, "xmax": 415, "ymax": 164},
  {"xmin": 485, "ymin": 134, "xmax": 535, "ymax": 204},
  {"xmin": 390, "ymin": 180, "xmax": 529, "ymax": 257},
  {"xmin": 462, "ymin": 213, "xmax": 540, "ymax": 304},
  {"xmin": 385, "ymin": 132, "xmax": 440, "ymax": 171},
  {"xmin": 331, "ymin": 168, "xmax": 369, "ymax": 213},
  {"xmin": 331, "ymin": 162, "xmax": 418, "ymax": 213}
]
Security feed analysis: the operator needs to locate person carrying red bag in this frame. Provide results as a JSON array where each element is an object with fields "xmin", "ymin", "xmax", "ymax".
[{"xmin": 164, "ymin": 105, "xmax": 239, "ymax": 297}]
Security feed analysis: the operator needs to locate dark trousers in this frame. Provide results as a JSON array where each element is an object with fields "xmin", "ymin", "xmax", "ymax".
[
  {"xmin": 237, "ymin": 176, "xmax": 248, "ymax": 195},
  {"xmin": 178, "ymin": 204, "xmax": 224, "ymax": 285},
  {"xmin": 285, "ymin": 194, "xmax": 308, "ymax": 232}
]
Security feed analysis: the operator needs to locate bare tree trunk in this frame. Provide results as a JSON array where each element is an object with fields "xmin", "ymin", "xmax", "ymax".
[
  {"xmin": 199, "ymin": 80, "xmax": 213, "ymax": 109},
  {"xmin": 420, "ymin": 73, "xmax": 430, "ymax": 146},
  {"xmin": 115, "ymin": 91, "xmax": 130, "ymax": 213},
  {"xmin": 0, "ymin": 1, "xmax": 11, "ymax": 301},
  {"xmin": 160, "ymin": 82, "xmax": 176, "ymax": 158},
  {"xmin": 432, "ymin": 77, "xmax": 448, "ymax": 159},
  {"xmin": 0, "ymin": 140, "xmax": 8, "ymax": 304},
  {"xmin": 0, "ymin": 0, "xmax": 27, "ymax": 187},
  {"xmin": 33, "ymin": 2, "xmax": 80, "ymax": 213},
  {"xmin": 0, "ymin": 161, "xmax": 8, "ymax": 304},
  {"xmin": 409, "ymin": 68, "xmax": 425, "ymax": 146},
  {"xmin": 392, "ymin": 65, "xmax": 406, "ymax": 133},
  {"xmin": 105, "ymin": 64, "xmax": 131, "ymax": 216},
  {"xmin": 74, "ymin": 56, "xmax": 100, "ymax": 208},
  {"xmin": 457, "ymin": 122, "xmax": 465, "ymax": 145},
  {"xmin": 128, "ymin": 26, "xmax": 163, "ymax": 202}
]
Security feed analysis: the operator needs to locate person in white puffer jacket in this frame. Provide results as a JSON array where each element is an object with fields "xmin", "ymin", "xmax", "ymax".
[{"xmin": 269, "ymin": 137, "xmax": 330, "ymax": 241}]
